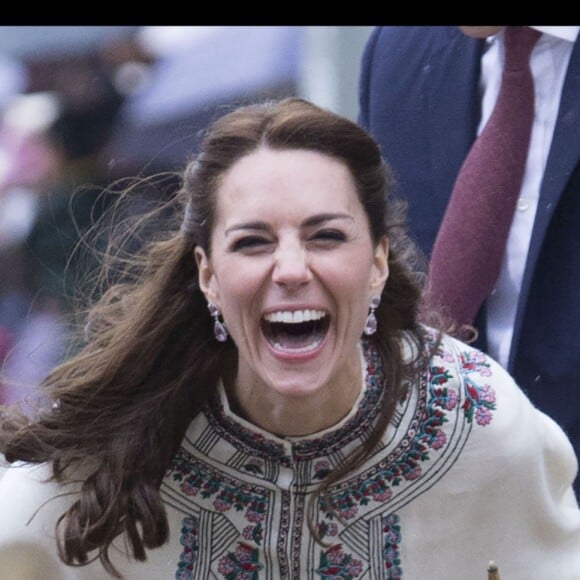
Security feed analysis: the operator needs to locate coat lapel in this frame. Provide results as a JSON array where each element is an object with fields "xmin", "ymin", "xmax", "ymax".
[
  {"xmin": 510, "ymin": 35, "xmax": 580, "ymax": 364},
  {"xmin": 402, "ymin": 29, "xmax": 485, "ymax": 253},
  {"xmin": 426, "ymin": 31, "xmax": 484, "ymax": 200}
]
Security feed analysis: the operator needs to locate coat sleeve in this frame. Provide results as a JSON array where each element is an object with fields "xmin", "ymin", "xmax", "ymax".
[{"xmin": 446, "ymin": 336, "xmax": 580, "ymax": 578}]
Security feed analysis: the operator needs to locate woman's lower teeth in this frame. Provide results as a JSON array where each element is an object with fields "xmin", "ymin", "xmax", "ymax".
[{"xmin": 273, "ymin": 338, "xmax": 322, "ymax": 353}]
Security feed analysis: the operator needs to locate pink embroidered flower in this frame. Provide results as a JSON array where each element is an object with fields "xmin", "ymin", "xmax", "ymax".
[
  {"xmin": 318, "ymin": 519, "xmax": 340, "ymax": 539},
  {"xmin": 470, "ymin": 351, "xmax": 487, "ymax": 365},
  {"xmin": 213, "ymin": 497, "xmax": 231, "ymax": 512},
  {"xmin": 445, "ymin": 389, "xmax": 458, "ymax": 410},
  {"xmin": 217, "ymin": 558, "xmax": 236, "ymax": 575},
  {"xmin": 430, "ymin": 430, "xmax": 447, "ymax": 450},
  {"xmin": 345, "ymin": 558, "xmax": 363, "ymax": 576},
  {"xmin": 480, "ymin": 384, "xmax": 496, "ymax": 404},
  {"xmin": 463, "ymin": 351, "xmax": 492, "ymax": 376},
  {"xmin": 181, "ymin": 532, "xmax": 197, "ymax": 548},
  {"xmin": 475, "ymin": 406, "xmax": 493, "ymax": 426},
  {"xmin": 326, "ymin": 544, "xmax": 346, "ymax": 564},
  {"xmin": 372, "ymin": 488, "xmax": 392, "ymax": 502},
  {"xmin": 403, "ymin": 466, "xmax": 422, "ymax": 481},
  {"xmin": 338, "ymin": 505, "xmax": 358, "ymax": 519},
  {"xmin": 246, "ymin": 507, "xmax": 265, "ymax": 522},
  {"xmin": 235, "ymin": 542, "xmax": 255, "ymax": 560},
  {"xmin": 441, "ymin": 351, "xmax": 455, "ymax": 364},
  {"xmin": 180, "ymin": 481, "xmax": 199, "ymax": 496}
]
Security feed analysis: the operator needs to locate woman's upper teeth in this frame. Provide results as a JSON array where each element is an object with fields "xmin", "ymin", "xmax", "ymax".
[{"xmin": 264, "ymin": 309, "xmax": 326, "ymax": 324}]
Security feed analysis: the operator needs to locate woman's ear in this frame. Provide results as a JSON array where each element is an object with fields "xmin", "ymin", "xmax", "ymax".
[
  {"xmin": 194, "ymin": 246, "xmax": 219, "ymax": 305},
  {"xmin": 370, "ymin": 236, "xmax": 389, "ymax": 296}
]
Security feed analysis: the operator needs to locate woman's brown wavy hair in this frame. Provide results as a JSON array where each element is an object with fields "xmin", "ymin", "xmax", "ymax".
[{"xmin": 0, "ymin": 97, "xmax": 429, "ymax": 577}]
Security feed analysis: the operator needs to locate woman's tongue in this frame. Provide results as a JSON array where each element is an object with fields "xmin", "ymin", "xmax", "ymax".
[{"xmin": 266, "ymin": 321, "xmax": 324, "ymax": 353}]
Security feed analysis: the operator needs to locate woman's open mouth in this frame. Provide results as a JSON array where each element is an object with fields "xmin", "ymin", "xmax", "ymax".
[{"xmin": 261, "ymin": 309, "xmax": 330, "ymax": 354}]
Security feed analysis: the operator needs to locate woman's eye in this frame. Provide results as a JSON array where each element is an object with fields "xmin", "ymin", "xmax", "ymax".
[
  {"xmin": 231, "ymin": 236, "xmax": 271, "ymax": 252},
  {"xmin": 311, "ymin": 229, "xmax": 347, "ymax": 243}
]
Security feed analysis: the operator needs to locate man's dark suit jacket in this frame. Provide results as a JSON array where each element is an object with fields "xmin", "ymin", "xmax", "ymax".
[{"xmin": 359, "ymin": 26, "xmax": 580, "ymax": 493}]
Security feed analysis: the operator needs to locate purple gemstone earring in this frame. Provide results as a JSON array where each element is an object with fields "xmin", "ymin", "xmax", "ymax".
[
  {"xmin": 364, "ymin": 295, "xmax": 381, "ymax": 336},
  {"xmin": 208, "ymin": 302, "xmax": 228, "ymax": 342}
]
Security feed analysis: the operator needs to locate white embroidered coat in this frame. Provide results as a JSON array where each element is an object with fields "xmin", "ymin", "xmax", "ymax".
[{"xmin": 1, "ymin": 329, "xmax": 580, "ymax": 579}]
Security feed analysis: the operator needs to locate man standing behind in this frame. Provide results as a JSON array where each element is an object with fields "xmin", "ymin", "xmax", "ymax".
[{"xmin": 359, "ymin": 26, "xmax": 580, "ymax": 494}]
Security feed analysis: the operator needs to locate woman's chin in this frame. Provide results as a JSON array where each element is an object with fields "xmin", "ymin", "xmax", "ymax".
[
  {"xmin": 259, "ymin": 375, "xmax": 329, "ymax": 399},
  {"xmin": 256, "ymin": 335, "xmax": 340, "ymax": 398}
]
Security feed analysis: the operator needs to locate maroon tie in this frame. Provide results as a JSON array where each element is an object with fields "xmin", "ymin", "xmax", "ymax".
[{"xmin": 422, "ymin": 26, "xmax": 541, "ymax": 335}]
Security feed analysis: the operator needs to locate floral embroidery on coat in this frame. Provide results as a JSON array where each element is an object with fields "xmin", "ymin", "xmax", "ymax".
[
  {"xmin": 320, "ymin": 338, "xmax": 498, "ymax": 523},
  {"xmin": 218, "ymin": 541, "xmax": 264, "ymax": 579},
  {"xmin": 383, "ymin": 513, "xmax": 403, "ymax": 579},
  {"xmin": 314, "ymin": 544, "xmax": 363, "ymax": 578},
  {"xmin": 169, "ymin": 330, "xmax": 498, "ymax": 578},
  {"xmin": 175, "ymin": 516, "xmax": 199, "ymax": 580}
]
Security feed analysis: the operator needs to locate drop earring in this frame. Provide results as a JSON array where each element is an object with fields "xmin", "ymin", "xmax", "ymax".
[
  {"xmin": 364, "ymin": 295, "xmax": 381, "ymax": 336},
  {"xmin": 208, "ymin": 302, "xmax": 228, "ymax": 342}
]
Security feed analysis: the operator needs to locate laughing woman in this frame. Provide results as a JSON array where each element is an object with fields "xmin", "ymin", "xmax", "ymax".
[{"xmin": 1, "ymin": 98, "xmax": 580, "ymax": 579}]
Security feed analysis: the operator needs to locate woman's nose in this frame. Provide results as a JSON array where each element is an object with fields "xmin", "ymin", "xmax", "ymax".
[{"xmin": 272, "ymin": 242, "xmax": 312, "ymax": 290}]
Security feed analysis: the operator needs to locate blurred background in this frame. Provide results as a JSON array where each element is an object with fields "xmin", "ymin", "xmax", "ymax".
[{"xmin": 0, "ymin": 25, "xmax": 372, "ymax": 407}]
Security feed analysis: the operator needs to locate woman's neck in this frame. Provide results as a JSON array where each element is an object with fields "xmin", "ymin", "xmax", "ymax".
[{"xmin": 226, "ymin": 357, "xmax": 364, "ymax": 437}]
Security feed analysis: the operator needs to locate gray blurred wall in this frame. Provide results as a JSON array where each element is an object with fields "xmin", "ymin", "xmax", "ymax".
[{"xmin": 298, "ymin": 26, "xmax": 373, "ymax": 121}]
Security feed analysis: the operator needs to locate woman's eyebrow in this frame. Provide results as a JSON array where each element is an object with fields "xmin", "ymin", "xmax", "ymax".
[
  {"xmin": 302, "ymin": 213, "xmax": 354, "ymax": 227},
  {"xmin": 225, "ymin": 221, "xmax": 269, "ymax": 235},
  {"xmin": 224, "ymin": 213, "xmax": 354, "ymax": 236}
]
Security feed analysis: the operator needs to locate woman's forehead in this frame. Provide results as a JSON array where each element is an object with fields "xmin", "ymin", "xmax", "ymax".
[
  {"xmin": 213, "ymin": 148, "xmax": 361, "ymax": 221},
  {"xmin": 217, "ymin": 148, "xmax": 354, "ymax": 196}
]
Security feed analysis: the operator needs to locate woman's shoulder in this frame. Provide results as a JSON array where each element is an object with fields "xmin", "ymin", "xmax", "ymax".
[
  {"xmin": 426, "ymin": 329, "xmax": 538, "ymax": 423},
  {"xmin": 389, "ymin": 330, "xmax": 580, "ymax": 580},
  {"xmin": 400, "ymin": 326, "xmax": 520, "ymax": 432},
  {"xmin": 422, "ymin": 328, "xmax": 577, "ymax": 480},
  {"xmin": 423, "ymin": 326, "xmax": 522, "ymax": 403}
]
